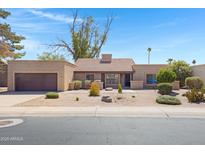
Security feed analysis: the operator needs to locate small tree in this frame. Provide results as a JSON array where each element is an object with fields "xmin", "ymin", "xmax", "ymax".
[
  {"xmin": 169, "ymin": 60, "xmax": 192, "ymax": 87},
  {"xmin": 157, "ymin": 68, "xmax": 176, "ymax": 83},
  {"xmin": 37, "ymin": 52, "xmax": 66, "ymax": 61}
]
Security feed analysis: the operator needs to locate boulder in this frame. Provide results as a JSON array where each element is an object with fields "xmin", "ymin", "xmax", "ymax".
[
  {"xmin": 101, "ymin": 96, "xmax": 112, "ymax": 103},
  {"xmin": 105, "ymin": 87, "xmax": 113, "ymax": 91}
]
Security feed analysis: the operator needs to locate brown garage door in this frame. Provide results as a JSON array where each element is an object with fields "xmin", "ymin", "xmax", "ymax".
[{"xmin": 15, "ymin": 73, "xmax": 57, "ymax": 91}]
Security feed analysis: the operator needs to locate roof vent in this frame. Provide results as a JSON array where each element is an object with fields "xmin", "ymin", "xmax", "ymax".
[{"xmin": 101, "ymin": 54, "xmax": 112, "ymax": 63}]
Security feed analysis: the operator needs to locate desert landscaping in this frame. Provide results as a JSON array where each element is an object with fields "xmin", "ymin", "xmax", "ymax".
[{"xmin": 14, "ymin": 89, "xmax": 205, "ymax": 107}]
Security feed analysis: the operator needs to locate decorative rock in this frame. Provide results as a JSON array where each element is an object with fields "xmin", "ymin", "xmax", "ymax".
[
  {"xmin": 105, "ymin": 87, "xmax": 113, "ymax": 91},
  {"xmin": 101, "ymin": 96, "xmax": 112, "ymax": 103}
]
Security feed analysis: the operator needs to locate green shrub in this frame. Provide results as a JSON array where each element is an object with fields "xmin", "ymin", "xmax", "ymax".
[
  {"xmin": 156, "ymin": 95, "xmax": 181, "ymax": 105},
  {"xmin": 157, "ymin": 68, "xmax": 177, "ymax": 83},
  {"xmin": 46, "ymin": 92, "xmax": 59, "ymax": 99},
  {"xmin": 84, "ymin": 80, "xmax": 92, "ymax": 89},
  {"xmin": 89, "ymin": 82, "xmax": 100, "ymax": 96},
  {"xmin": 75, "ymin": 97, "xmax": 79, "ymax": 101},
  {"xmin": 118, "ymin": 84, "xmax": 122, "ymax": 94},
  {"xmin": 73, "ymin": 80, "xmax": 82, "ymax": 90},
  {"xmin": 185, "ymin": 76, "xmax": 204, "ymax": 90},
  {"xmin": 185, "ymin": 88, "xmax": 205, "ymax": 103},
  {"xmin": 157, "ymin": 83, "xmax": 173, "ymax": 95},
  {"xmin": 202, "ymin": 87, "xmax": 205, "ymax": 93}
]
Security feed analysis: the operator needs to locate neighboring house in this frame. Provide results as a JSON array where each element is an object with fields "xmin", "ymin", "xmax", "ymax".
[
  {"xmin": 5, "ymin": 53, "xmax": 205, "ymax": 91},
  {"xmin": 74, "ymin": 54, "xmax": 135, "ymax": 88},
  {"xmin": 0, "ymin": 62, "xmax": 7, "ymax": 87},
  {"xmin": 191, "ymin": 64, "xmax": 205, "ymax": 84}
]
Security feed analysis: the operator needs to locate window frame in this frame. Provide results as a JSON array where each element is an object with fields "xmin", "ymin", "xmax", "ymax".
[
  {"xmin": 146, "ymin": 74, "xmax": 157, "ymax": 84},
  {"xmin": 105, "ymin": 73, "xmax": 119, "ymax": 85},
  {"xmin": 85, "ymin": 73, "xmax": 94, "ymax": 81}
]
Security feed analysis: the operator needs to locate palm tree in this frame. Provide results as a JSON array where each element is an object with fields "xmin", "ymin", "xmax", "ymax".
[
  {"xmin": 147, "ymin": 47, "xmax": 152, "ymax": 64},
  {"xmin": 192, "ymin": 59, "xmax": 196, "ymax": 65},
  {"xmin": 167, "ymin": 58, "xmax": 173, "ymax": 64}
]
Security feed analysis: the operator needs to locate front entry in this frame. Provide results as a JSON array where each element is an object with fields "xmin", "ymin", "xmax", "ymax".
[{"xmin": 124, "ymin": 74, "xmax": 130, "ymax": 87}]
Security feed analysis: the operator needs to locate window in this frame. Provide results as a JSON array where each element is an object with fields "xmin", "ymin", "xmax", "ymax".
[
  {"xmin": 146, "ymin": 74, "xmax": 157, "ymax": 84},
  {"xmin": 85, "ymin": 73, "xmax": 94, "ymax": 81},
  {"xmin": 106, "ymin": 74, "xmax": 119, "ymax": 84}
]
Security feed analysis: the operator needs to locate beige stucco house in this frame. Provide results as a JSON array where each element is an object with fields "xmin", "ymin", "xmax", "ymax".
[
  {"xmin": 191, "ymin": 64, "xmax": 205, "ymax": 84},
  {"xmin": 4, "ymin": 54, "xmax": 205, "ymax": 91}
]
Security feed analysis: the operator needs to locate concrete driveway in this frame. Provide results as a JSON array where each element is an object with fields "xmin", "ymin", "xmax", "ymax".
[{"xmin": 0, "ymin": 92, "xmax": 45, "ymax": 107}]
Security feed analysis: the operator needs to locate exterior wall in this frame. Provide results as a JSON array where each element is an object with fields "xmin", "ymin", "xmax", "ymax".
[
  {"xmin": 191, "ymin": 65, "xmax": 205, "ymax": 84},
  {"xmin": 130, "ymin": 81, "xmax": 143, "ymax": 89},
  {"xmin": 8, "ymin": 60, "xmax": 75, "ymax": 91},
  {"xmin": 132, "ymin": 64, "xmax": 168, "ymax": 87},
  {"xmin": 0, "ymin": 63, "xmax": 7, "ymax": 87},
  {"xmin": 120, "ymin": 74, "xmax": 125, "ymax": 87},
  {"xmin": 74, "ymin": 72, "xmax": 85, "ymax": 81},
  {"xmin": 94, "ymin": 73, "xmax": 101, "ymax": 80},
  {"xmin": 73, "ymin": 72, "xmax": 101, "ymax": 81},
  {"xmin": 64, "ymin": 64, "xmax": 75, "ymax": 90}
]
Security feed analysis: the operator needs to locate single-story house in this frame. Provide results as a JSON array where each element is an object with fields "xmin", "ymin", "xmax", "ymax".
[
  {"xmin": 4, "ymin": 54, "xmax": 205, "ymax": 91},
  {"xmin": 74, "ymin": 54, "xmax": 135, "ymax": 88}
]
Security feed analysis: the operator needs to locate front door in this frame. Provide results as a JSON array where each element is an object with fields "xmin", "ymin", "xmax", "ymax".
[
  {"xmin": 101, "ymin": 73, "xmax": 105, "ymax": 88},
  {"xmin": 124, "ymin": 74, "xmax": 130, "ymax": 87}
]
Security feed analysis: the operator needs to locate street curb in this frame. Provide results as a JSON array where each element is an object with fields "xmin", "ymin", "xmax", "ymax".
[{"xmin": 1, "ymin": 106, "xmax": 205, "ymax": 118}]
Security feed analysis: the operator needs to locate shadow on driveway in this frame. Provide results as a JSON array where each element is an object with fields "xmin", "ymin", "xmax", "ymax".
[{"xmin": 0, "ymin": 91, "xmax": 48, "ymax": 95}]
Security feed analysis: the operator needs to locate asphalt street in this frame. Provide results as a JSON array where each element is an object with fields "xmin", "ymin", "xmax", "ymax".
[{"xmin": 0, "ymin": 117, "xmax": 205, "ymax": 145}]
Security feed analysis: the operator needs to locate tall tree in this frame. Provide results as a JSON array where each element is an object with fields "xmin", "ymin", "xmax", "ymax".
[
  {"xmin": 0, "ymin": 9, "xmax": 25, "ymax": 62},
  {"xmin": 167, "ymin": 58, "xmax": 173, "ymax": 64},
  {"xmin": 37, "ymin": 52, "xmax": 66, "ymax": 61},
  {"xmin": 192, "ymin": 59, "xmax": 196, "ymax": 65},
  {"xmin": 147, "ymin": 47, "xmax": 152, "ymax": 64},
  {"xmin": 51, "ymin": 11, "xmax": 113, "ymax": 62}
]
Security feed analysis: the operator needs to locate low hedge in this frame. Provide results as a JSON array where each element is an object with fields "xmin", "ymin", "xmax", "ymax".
[
  {"xmin": 73, "ymin": 80, "xmax": 82, "ymax": 90},
  {"xmin": 185, "ymin": 76, "xmax": 204, "ymax": 90},
  {"xmin": 157, "ymin": 83, "xmax": 173, "ymax": 95},
  {"xmin": 46, "ymin": 92, "xmax": 59, "ymax": 99},
  {"xmin": 156, "ymin": 95, "xmax": 181, "ymax": 105}
]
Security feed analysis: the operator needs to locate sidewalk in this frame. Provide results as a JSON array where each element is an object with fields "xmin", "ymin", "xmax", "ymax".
[{"xmin": 1, "ymin": 106, "xmax": 205, "ymax": 118}]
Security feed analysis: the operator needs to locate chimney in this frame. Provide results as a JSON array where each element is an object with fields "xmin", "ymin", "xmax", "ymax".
[{"xmin": 101, "ymin": 54, "xmax": 112, "ymax": 63}]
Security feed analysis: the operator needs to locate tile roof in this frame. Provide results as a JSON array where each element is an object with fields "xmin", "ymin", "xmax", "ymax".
[{"xmin": 74, "ymin": 58, "xmax": 135, "ymax": 72}]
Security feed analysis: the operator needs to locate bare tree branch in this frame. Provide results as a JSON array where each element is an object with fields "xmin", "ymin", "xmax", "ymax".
[{"xmin": 49, "ymin": 10, "xmax": 113, "ymax": 61}]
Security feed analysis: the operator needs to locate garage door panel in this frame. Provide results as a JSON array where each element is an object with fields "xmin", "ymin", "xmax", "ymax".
[{"xmin": 15, "ymin": 73, "xmax": 57, "ymax": 91}]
